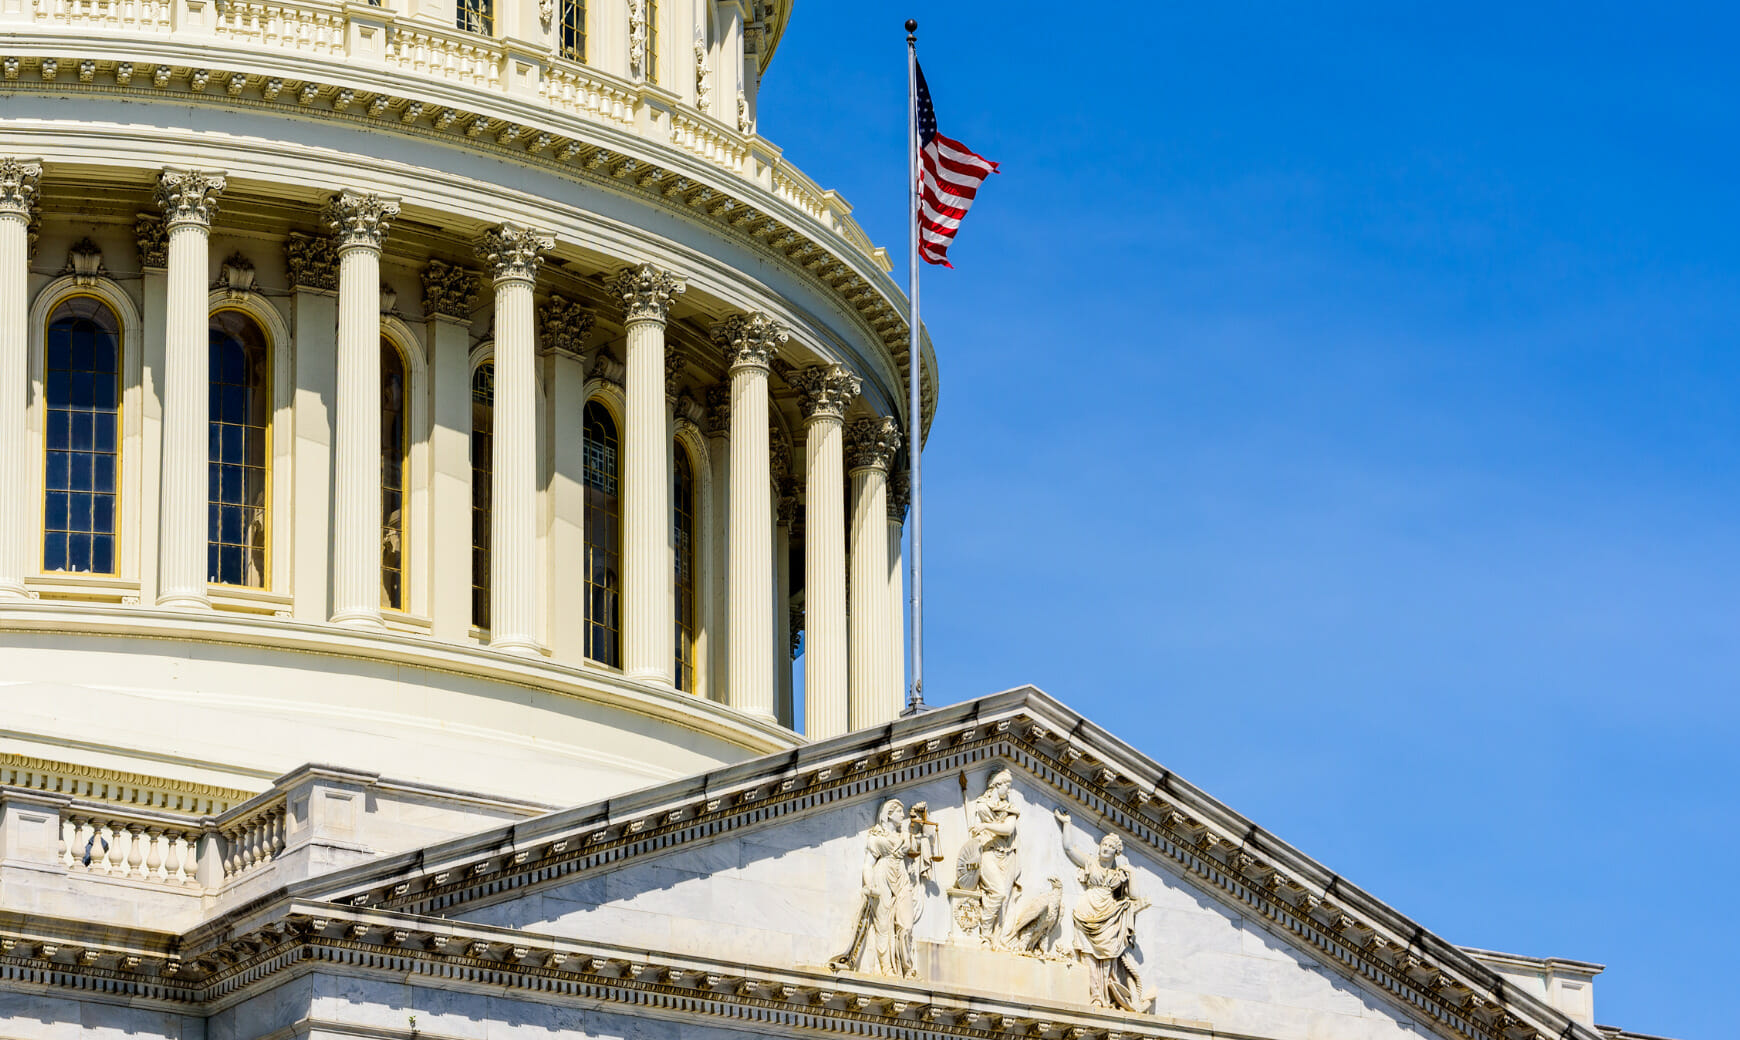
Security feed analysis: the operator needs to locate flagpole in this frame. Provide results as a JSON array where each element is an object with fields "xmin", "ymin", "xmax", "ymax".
[{"xmin": 902, "ymin": 17, "xmax": 926, "ymax": 716}]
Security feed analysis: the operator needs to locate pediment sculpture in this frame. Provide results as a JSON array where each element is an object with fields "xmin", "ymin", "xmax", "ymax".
[{"xmin": 828, "ymin": 797, "xmax": 939, "ymax": 978}]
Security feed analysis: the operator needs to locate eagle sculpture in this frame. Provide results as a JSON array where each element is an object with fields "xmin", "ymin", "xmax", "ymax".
[{"xmin": 1000, "ymin": 876, "xmax": 1064, "ymax": 954}]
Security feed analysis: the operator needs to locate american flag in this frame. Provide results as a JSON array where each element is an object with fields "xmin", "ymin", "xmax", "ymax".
[{"xmin": 916, "ymin": 63, "xmax": 998, "ymax": 268}]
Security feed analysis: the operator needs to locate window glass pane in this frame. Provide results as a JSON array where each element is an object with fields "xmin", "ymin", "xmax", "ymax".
[
  {"xmin": 471, "ymin": 362, "xmax": 494, "ymax": 629},
  {"xmin": 381, "ymin": 340, "xmax": 408, "ymax": 610},
  {"xmin": 207, "ymin": 311, "xmax": 270, "ymax": 587},
  {"xmin": 583, "ymin": 400, "xmax": 621, "ymax": 666},
  {"xmin": 457, "ymin": 0, "xmax": 493, "ymax": 34},
  {"xmin": 673, "ymin": 442, "xmax": 696, "ymax": 692},
  {"xmin": 41, "ymin": 297, "xmax": 121, "ymax": 574},
  {"xmin": 560, "ymin": 0, "xmax": 586, "ymax": 61}
]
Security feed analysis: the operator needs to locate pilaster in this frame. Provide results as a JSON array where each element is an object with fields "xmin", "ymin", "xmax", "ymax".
[
  {"xmin": 423, "ymin": 260, "xmax": 480, "ymax": 643},
  {"xmin": 703, "ymin": 384, "xmax": 730, "ymax": 703},
  {"xmin": 538, "ymin": 292, "xmax": 595, "ymax": 663},
  {"xmin": 288, "ymin": 234, "xmax": 341, "ymax": 622}
]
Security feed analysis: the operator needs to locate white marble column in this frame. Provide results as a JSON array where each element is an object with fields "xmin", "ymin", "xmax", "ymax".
[
  {"xmin": 325, "ymin": 191, "xmax": 400, "ymax": 627},
  {"xmin": 713, "ymin": 313, "xmax": 787, "ymax": 720},
  {"xmin": 608, "ymin": 264, "xmax": 686, "ymax": 685},
  {"xmin": 476, "ymin": 225, "xmax": 553, "ymax": 653},
  {"xmin": 154, "ymin": 168, "xmax": 226, "ymax": 609},
  {"xmin": 846, "ymin": 417, "xmax": 898, "ymax": 730},
  {"xmin": 887, "ymin": 467, "xmax": 909, "ymax": 711},
  {"xmin": 0, "ymin": 159, "xmax": 41, "ymax": 600},
  {"xmin": 791, "ymin": 364, "xmax": 859, "ymax": 738}
]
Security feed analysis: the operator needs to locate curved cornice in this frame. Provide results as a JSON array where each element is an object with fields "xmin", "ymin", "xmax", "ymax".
[{"xmin": 0, "ymin": 44, "xmax": 938, "ymax": 437}]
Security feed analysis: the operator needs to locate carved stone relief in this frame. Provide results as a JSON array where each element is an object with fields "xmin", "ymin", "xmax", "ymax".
[
  {"xmin": 62, "ymin": 238, "xmax": 106, "ymax": 286},
  {"xmin": 1052, "ymin": 810, "xmax": 1155, "ymax": 1013},
  {"xmin": 829, "ymin": 798, "xmax": 939, "ymax": 978}
]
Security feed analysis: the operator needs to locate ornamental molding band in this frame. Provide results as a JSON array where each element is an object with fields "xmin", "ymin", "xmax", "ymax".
[
  {"xmin": 537, "ymin": 292, "xmax": 596, "ymax": 356},
  {"xmin": 421, "ymin": 259, "xmax": 480, "ymax": 320},
  {"xmin": 476, "ymin": 224, "xmax": 555, "ymax": 283},
  {"xmin": 0, "ymin": 157, "xmax": 42, "ymax": 217},
  {"xmin": 153, "ymin": 167, "xmax": 226, "ymax": 228},
  {"xmin": 712, "ymin": 312, "xmax": 789, "ymax": 370},
  {"xmin": 0, "ymin": 689, "xmax": 1613, "ymax": 1040},
  {"xmin": 845, "ymin": 417, "xmax": 900, "ymax": 471},
  {"xmin": 793, "ymin": 364, "xmax": 862, "ymax": 421},
  {"xmin": 322, "ymin": 190, "xmax": 401, "ymax": 253},
  {"xmin": 133, "ymin": 212, "xmax": 168, "ymax": 270},
  {"xmin": 286, "ymin": 232, "xmax": 339, "ymax": 291},
  {"xmin": 609, "ymin": 262, "xmax": 687, "ymax": 323}
]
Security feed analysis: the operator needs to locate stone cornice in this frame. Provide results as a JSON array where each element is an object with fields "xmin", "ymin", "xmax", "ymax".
[
  {"xmin": 0, "ymin": 52, "xmax": 937, "ymax": 437},
  {"xmin": 293, "ymin": 689, "xmax": 1605, "ymax": 1040},
  {"xmin": 0, "ymin": 752, "xmax": 256, "ymax": 815}
]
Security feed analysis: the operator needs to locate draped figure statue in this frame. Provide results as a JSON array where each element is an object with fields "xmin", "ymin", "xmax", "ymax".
[
  {"xmin": 1053, "ymin": 810, "xmax": 1155, "ymax": 1013},
  {"xmin": 831, "ymin": 798, "xmax": 936, "ymax": 978}
]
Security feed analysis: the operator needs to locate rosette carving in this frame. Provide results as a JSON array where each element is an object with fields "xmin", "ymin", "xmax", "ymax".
[
  {"xmin": 323, "ymin": 190, "xmax": 400, "ymax": 252},
  {"xmin": 609, "ymin": 263, "xmax": 686, "ymax": 324},
  {"xmin": 711, "ymin": 312, "xmax": 788, "ymax": 371},
  {"xmin": 475, "ymin": 224, "xmax": 554, "ymax": 283},
  {"xmin": 0, "ymin": 158, "xmax": 42, "ymax": 218},
  {"xmin": 537, "ymin": 293, "xmax": 595, "ymax": 357},
  {"xmin": 153, "ymin": 168, "xmax": 226, "ymax": 228},
  {"xmin": 422, "ymin": 260, "xmax": 480, "ymax": 320},
  {"xmin": 844, "ymin": 417, "xmax": 900, "ymax": 471},
  {"xmin": 791, "ymin": 364, "xmax": 861, "ymax": 421}
]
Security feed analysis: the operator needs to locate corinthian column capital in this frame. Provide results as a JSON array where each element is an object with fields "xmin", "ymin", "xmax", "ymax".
[
  {"xmin": 791, "ymin": 364, "xmax": 861, "ymax": 423},
  {"xmin": 323, "ymin": 190, "xmax": 401, "ymax": 253},
  {"xmin": 154, "ymin": 168, "xmax": 226, "ymax": 229},
  {"xmin": 609, "ymin": 263, "xmax": 686, "ymax": 324},
  {"xmin": 421, "ymin": 259, "xmax": 480, "ymax": 320},
  {"xmin": 475, "ymin": 224, "xmax": 554, "ymax": 284},
  {"xmin": 888, "ymin": 467, "xmax": 911, "ymax": 523},
  {"xmin": 537, "ymin": 292, "xmax": 595, "ymax": 356},
  {"xmin": 0, "ymin": 158, "xmax": 42, "ymax": 220},
  {"xmin": 711, "ymin": 312, "xmax": 788, "ymax": 372},
  {"xmin": 845, "ymin": 417, "xmax": 900, "ymax": 472}
]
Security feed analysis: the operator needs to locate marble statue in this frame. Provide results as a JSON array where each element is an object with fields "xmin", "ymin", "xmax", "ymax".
[
  {"xmin": 953, "ymin": 768, "xmax": 1021, "ymax": 943},
  {"xmin": 1053, "ymin": 810, "xmax": 1155, "ymax": 1013},
  {"xmin": 831, "ymin": 798, "xmax": 937, "ymax": 978}
]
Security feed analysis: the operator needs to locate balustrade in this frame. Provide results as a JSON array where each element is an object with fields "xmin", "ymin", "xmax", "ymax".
[
  {"xmin": 50, "ymin": 797, "xmax": 285, "ymax": 891},
  {"xmin": 386, "ymin": 24, "xmax": 503, "ymax": 91},
  {"xmin": 214, "ymin": 0, "xmax": 345, "ymax": 55},
  {"xmin": 540, "ymin": 59, "xmax": 636, "ymax": 129},
  {"xmin": 670, "ymin": 112, "xmax": 748, "ymax": 173},
  {"xmin": 32, "ymin": 0, "xmax": 171, "ymax": 33}
]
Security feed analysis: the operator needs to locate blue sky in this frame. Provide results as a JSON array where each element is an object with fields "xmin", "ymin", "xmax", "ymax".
[{"xmin": 761, "ymin": 5, "xmax": 1736, "ymax": 1038}]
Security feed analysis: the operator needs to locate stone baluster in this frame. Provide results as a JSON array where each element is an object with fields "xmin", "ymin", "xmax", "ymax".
[
  {"xmin": 846, "ymin": 417, "xmax": 899, "ymax": 729},
  {"xmin": 608, "ymin": 264, "xmax": 686, "ymax": 686},
  {"xmin": 0, "ymin": 159, "xmax": 41, "ymax": 599},
  {"xmin": 712, "ymin": 313, "xmax": 787, "ymax": 721},
  {"xmin": 791, "ymin": 365, "xmax": 859, "ymax": 738},
  {"xmin": 476, "ymin": 225, "xmax": 554, "ymax": 653},
  {"xmin": 325, "ymin": 191, "xmax": 400, "ymax": 627},
  {"xmin": 154, "ymin": 169, "xmax": 226, "ymax": 608}
]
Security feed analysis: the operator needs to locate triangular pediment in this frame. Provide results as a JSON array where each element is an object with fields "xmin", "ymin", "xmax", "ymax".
[{"xmin": 291, "ymin": 688, "xmax": 1600, "ymax": 1040}]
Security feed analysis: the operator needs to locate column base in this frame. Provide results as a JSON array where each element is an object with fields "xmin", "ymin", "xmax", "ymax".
[
  {"xmin": 0, "ymin": 582, "xmax": 38, "ymax": 601},
  {"xmin": 331, "ymin": 610, "xmax": 386, "ymax": 630},
  {"xmin": 489, "ymin": 636, "xmax": 543, "ymax": 656},
  {"xmin": 156, "ymin": 592, "xmax": 212, "ymax": 610},
  {"xmin": 626, "ymin": 667, "xmax": 674, "ymax": 688}
]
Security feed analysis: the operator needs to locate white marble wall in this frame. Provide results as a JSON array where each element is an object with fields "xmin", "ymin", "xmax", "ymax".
[
  {"xmin": 0, "ymin": 990, "xmax": 204, "ymax": 1040},
  {"xmin": 459, "ymin": 766, "xmax": 1435, "ymax": 1040}
]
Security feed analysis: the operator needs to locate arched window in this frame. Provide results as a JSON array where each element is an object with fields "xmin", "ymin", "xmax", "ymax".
[
  {"xmin": 559, "ymin": 0, "xmax": 586, "ymax": 60},
  {"xmin": 645, "ymin": 0, "xmax": 659, "ymax": 84},
  {"xmin": 673, "ymin": 441, "xmax": 696, "ymax": 691},
  {"xmin": 42, "ymin": 296, "xmax": 121, "ymax": 575},
  {"xmin": 381, "ymin": 339, "xmax": 408, "ymax": 611},
  {"xmin": 471, "ymin": 361, "xmax": 494, "ymax": 630},
  {"xmin": 583, "ymin": 400, "xmax": 621, "ymax": 666},
  {"xmin": 457, "ymin": 0, "xmax": 492, "ymax": 34},
  {"xmin": 208, "ymin": 310, "xmax": 270, "ymax": 588}
]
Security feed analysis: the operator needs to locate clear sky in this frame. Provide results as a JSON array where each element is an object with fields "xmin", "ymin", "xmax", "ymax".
[{"xmin": 762, "ymin": 5, "xmax": 1735, "ymax": 1038}]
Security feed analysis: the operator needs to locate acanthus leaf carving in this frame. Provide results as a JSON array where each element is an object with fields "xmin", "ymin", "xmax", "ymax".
[
  {"xmin": 608, "ymin": 262, "xmax": 686, "ymax": 324},
  {"xmin": 537, "ymin": 292, "xmax": 595, "ymax": 357},
  {"xmin": 791, "ymin": 364, "xmax": 860, "ymax": 422},
  {"xmin": 322, "ymin": 190, "xmax": 400, "ymax": 252},
  {"xmin": 844, "ymin": 416, "xmax": 899, "ymax": 471},
  {"xmin": 421, "ymin": 259, "xmax": 480, "ymax": 320},
  {"xmin": 286, "ymin": 232, "xmax": 339, "ymax": 291},
  {"xmin": 153, "ymin": 168, "xmax": 226, "ymax": 229},
  {"xmin": 475, "ymin": 224, "xmax": 554, "ymax": 283},
  {"xmin": 710, "ymin": 312, "xmax": 787, "ymax": 371},
  {"xmin": 133, "ymin": 213, "xmax": 168, "ymax": 270},
  {"xmin": 0, "ymin": 157, "xmax": 42, "ymax": 218}
]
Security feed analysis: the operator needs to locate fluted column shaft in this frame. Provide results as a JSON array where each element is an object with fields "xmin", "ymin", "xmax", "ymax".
[
  {"xmin": 478, "ymin": 225, "xmax": 553, "ymax": 653},
  {"xmin": 792, "ymin": 365, "xmax": 859, "ymax": 738},
  {"xmin": 327, "ymin": 192, "xmax": 400, "ymax": 627},
  {"xmin": 155, "ymin": 169, "xmax": 226, "ymax": 608},
  {"xmin": 714, "ymin": 314, "xmax": 787, "ymax": 720},
  {"xmin": 0, "ymin": 160, "xmax": 40, "ymax": 599},
  {"xmin": 610, "ymin": 265, "xmax": 686, "ymax": 684},
  {"xmin": 847, "ymin": 418, "xmax": 898, "ymax": 729}
]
